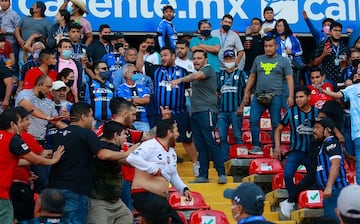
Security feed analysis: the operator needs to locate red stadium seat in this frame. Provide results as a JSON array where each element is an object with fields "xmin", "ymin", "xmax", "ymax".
[
  {"xmin": 346, "ymin": 171, "xmax": 356, "ymax": 184},
  {"xmin": 228, "ymin": 127, "xmax": 235, "ymax": 145},
  {"xmin": 229, "ymin": 144, "xmax": 264, "ymax": 159},
  {"xmin": 168, "ymin": 191, "xmax": 210, "ymax": 211},
  {"xmin": 249, "ymin": 158, "xmax": 284, "ymax": 175},
  {"xmin": 260, "ymin": 131, "xmax": 272, "ymax": 144},
  {"xmin": 177, "ymin": 211, "xmax": 188, "ymax": 224},
  {"xmin": 242, "ymin": 131, "xmax": 252, "ymax": 144},
  {"xmin": 262, "ymin": 109, "xmax": 270, "ymax": 118},
  {"xmin": 189, "ymin": 209, "xmax": 230, "ymax": 224},
  {"xmin": 272, "ymin": 172, "xmax": 304, "ymax": 190},
  {"xmin": 298, "ymin": 190, "xmax": 323, "ymax": 209},
  {"xmin": 281, "ymin": 130, "xmax": 290, "ymax": 144},
  {"xmin": 242, "ymin": 118, "xmax": 250, "ymax": 131}
]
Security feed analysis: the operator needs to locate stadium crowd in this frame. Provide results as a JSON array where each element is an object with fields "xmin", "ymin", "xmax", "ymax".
[{"xmin": 1, "ymin": 0, "xmax": 360, "ymax": 224}]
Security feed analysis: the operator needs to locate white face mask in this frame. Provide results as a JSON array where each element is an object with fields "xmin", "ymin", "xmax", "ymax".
[{"xmin": 224, "ymin": 62, "xmax": 235, "ymax": 69}]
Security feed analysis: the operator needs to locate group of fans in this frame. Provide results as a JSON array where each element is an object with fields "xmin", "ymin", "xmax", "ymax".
[{"xmin": 0, "ymin": 0, "xmax": 360, "ymax": 223}]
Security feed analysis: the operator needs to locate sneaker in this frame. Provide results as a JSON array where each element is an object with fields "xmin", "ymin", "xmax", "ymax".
[
  {"xmin": 218, "ymin": 175, "xmax": 227, "ymax": 184},
  {"xmin": 193, "ymin": 161, "xmax": 200, "ymax": 177},
  {"xmin": 279, "ymin": 199, "xmax": 295, "ymax": 218},
  {"xmin": 189, "ymin": 177, "xmax": 209, "ymax": 183},
  {"xmin": 249, "ymin": 146, "xmax": 264, "ymax": 155}
]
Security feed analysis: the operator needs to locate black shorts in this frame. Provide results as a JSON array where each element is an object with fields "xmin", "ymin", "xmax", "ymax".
[{"xmin": 156, "ymin": 111, "xmax": 192, "ymax": 143}]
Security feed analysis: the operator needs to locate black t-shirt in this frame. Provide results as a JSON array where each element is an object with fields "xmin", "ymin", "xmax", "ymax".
[
  {"xmin": 10, "ymin": 134, "xmax": 30, "ymax": 156},
  {"xmin": 0, "ymin": 64, "xmax": 13, "ymax": 101},
  {"xmin": 48, "ymin": 125, "xmax": 101, "ymax": 195},
  {"xmin": 241, "ymin": 35, "xmax": 265, "ymax": 72}
]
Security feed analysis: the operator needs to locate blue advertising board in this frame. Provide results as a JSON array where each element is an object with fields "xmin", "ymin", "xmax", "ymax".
[{"xmin": 12, "ymin": 0, "xmax": 360, "ymax": 33}]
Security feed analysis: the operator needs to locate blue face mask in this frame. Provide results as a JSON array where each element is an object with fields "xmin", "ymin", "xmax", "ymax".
[
  {"xmin": 62, "ymin": 49, "xmax": 73, "ymax": 59},
  {"xmin": 33, "ymin": 50, "xmax": 41, "ymax": 59},
  {"xmin": 130, "ymin": 73, "xmax": 143, "ymax": 82},
  {"xmin": 99, "ymin": 71, "xmax": 111, "ymax": 80}
]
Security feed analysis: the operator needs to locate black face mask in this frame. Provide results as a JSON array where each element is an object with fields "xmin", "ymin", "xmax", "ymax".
[
  {"xmin": 65, "ymin": 80, "xmax": 74, "ymax": 87},
  {"xmin": 200, "ymin": 30, "xmax": 211, "ymax": 37},
  {"xmin": 102, "ymin": 35, "xmax": 113, "ymax": 42},
  {"xmin": 48, "ymin": 64, "xmax": 56, "ymax": 70},
  {"xmin": 353, "ymin": 78, "xmax": 360, "ymax": 84},
  {"xmin": 38, "ymin": 91, "xmax": 46, "ymax": 99},
  {"xmin": 30, "ymin": 8, "xmax": 34, "ymax": 16},
  {"xmin": 222, "ymin": 25, "xmax": 231, "ymax": 31},
  {"xmin": 114, "ymin": 43, "xmax": 123, "ymax": 51},
  {"xmin": 146, "ymin": 45, "xmax": 156, "ymax": 54},
  {"xmin": 352, "ymin": 59, "xmax": 360, "ymax": 67}
]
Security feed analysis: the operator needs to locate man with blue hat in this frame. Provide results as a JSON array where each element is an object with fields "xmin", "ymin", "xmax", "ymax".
[{"xmin": 223, "ymin": 182, "xmax": 274, "ymax": 223}]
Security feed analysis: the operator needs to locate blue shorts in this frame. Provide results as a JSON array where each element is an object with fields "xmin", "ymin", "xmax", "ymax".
[{"xmin": 156, "ymin": 111, "xmax": 192, "ymax": 143}]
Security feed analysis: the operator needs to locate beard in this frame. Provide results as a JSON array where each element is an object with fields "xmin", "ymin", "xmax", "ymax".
[{"xmin": 38, "ymin": 92, "xmax": 46, "ymax": 99}]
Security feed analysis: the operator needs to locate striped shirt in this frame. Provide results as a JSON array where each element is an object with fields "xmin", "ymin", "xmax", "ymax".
[
  {"xmin": 316, "ymin": 136, "xmax": 349, "ymax": 190},
  {"xmin": 86, "ymin": 79, "xmax": 114, "ymax": 121},
  {"xmin": 145, "ymin": 63, "xmax": 189, "ymax": 114},
  {"xmin": 217, "ymin": 68, "xmax": 246, "ymax": 112},
  {"xmin": 280, "ymin": 106, "xmax": 318, "ymax": 152}
]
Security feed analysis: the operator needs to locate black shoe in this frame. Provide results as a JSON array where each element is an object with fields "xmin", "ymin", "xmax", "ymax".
[{"xmin": 177, "ymin": 156, "xmax": 184, "ymax": 163}]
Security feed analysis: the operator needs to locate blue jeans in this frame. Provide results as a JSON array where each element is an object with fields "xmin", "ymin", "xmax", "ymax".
[
  {"xmin": 354, "ymin": 138, "xmax": 360, "ymax": 184},
  {"xmin": 284, "ymin": 150, "xmax": 310, "ymax": 202},
  {"xmin": 58, "ymin": 189, "xmax": 89, "ymax": 224},
  {"xmin": 250, "ymin": 95, "xmax": 282, "ymax": 147},
  {"xmin": 217, "ymin": 111, "xmax": 243, "ymax": 161},
  {"xmin": 343, "ymin": 113, "xmax": 354, "ymax": 156},
  {"xmin": 191, "ymin": 111, "xmax": 225, "ymax": 178},
  {"xmin": 323, "ymin": 188, "xmax": 341, "ymax": 223},
  {"xmin": 120, "ymin": 179, "xmax": 133, "ymax": 212}
]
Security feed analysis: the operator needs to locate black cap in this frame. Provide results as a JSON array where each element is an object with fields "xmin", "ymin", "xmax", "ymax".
[
  {"xmin": 162, "ymin": 5, "xmax": 174, "ymax": 12},
  {"xmin": 14, "ymin": 106, "xmax": 33, "ymax": 118},
  {"xmin": 114, "ymin": 32, "xmax": 125, "ymax": 40},
  {"xmin": 313, "ymin": 117, "xmax": 335, "ymax": 131}
]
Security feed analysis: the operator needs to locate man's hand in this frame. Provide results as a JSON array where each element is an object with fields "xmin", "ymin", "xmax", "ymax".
[
  {"xmin": 160, "ymin": 106, "xmax": 172, "ymax": 119},
  {"xmin": 184, "ymin": 189, "xmax": 192, "ymax": 201},
  {"xmin": 272, "ymin": 145, "xmax": 282, "ymax": 160},
  {"xmin": 323, "ymin": 186, "xmax": 332, "ymax": 199},
  {"xmin": 51, "ymin": 145, "xmax": 65, "ymax": 164},
  {"xmin": 287, "ymin": 97, "xmax": 294, "ymax": 107}
]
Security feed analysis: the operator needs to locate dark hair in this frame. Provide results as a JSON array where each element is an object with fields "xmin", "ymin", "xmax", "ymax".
[
  {"xmin": 143, "ymin": 34, "xmax": 156, "ymax": 42},
  {"xmin": 58, "ymin": 68, "xmax": 74, "ymax": 81},
  {"xmin": 263, "ymin": 6, "xmax": 273, "ymax": 13},
  {"xmin": 322, "ymin": 18, "xmax": 335, "ymax": 27},
  {"xmin": 102, "ymin": 120, "xmax": 125, "ymax": 139},
  {"xmin": 176, "ymin": 38, "xmax": 189, "ymax": 47},
  {"xmin": 193, "ymin": 49, "xmax": 207, "ymax": 58},
  {"xmin": 36, "ymin": 1, "xmax": 46, "ymax": 17},
  {"xmin": 69, "ymin": 22, "xmax": 82, "ymax": 30},
  {"xmin": 252, "ymin": 17, "xmax": 263, "ymax": 25},
  {"xmin": 156, "ymin": 119, "xmax": 175, "ymax": 138},
  {"xmin": 160, "ymin": 46, "xmax": 175, "ymax": 55},
  {"xmin": 162, "ymin": 5, "xmax": 174, "ymax": 13},
  {"xmin": 340, "ymin": 213, "xmax": 360, "ymax": 224},
  {"xmin": 309, "ymin": 66, "xmax": 323, "ymax": 75},
  {"xmin": 59, "ymin": 9, "xmax": 71, "ymax": 24},
  {"xmin": 57, "ymin": 38, "xmax": 72, "ymax": 49},
  {"xmin": 0, "ymin": 108, "xmax": 20, "ymax": 130},
  {"xmin": 39, "ymin": 48, "xmax": 54, "ymax": 62},
  {"xmin": 198, "ymin": 19, "xmax": 211, "ymax": 30},
  {"xmin": 330, "ymin": 21, "xmax": 342, "ymax": 31},
  {"xmin": 109, "ymin": 97, "xmax": 134, "ymax": 115},
  {"xmin": 222, "ymin": 14, "xmax": 233, "ymax": 21},
  {"xmin": 295, "ymin": 85, "xmax": 310, "ymax": 96},
  {"xmin": 40, "ymin": 188, "xmax": 65, "ymax": 214},
  {"xmin": 275, "ymin": 19, "xmax": 293, "ymax": 36},
  {"xmin": 70, "ymin": 102, "xmax": 92, "ymax": 122},
  {"xmin": 92, "ymin": 61, "xmax": 107, "ymax": 72},
  {"xmin": 99, "ymin": 24, "xmax": 110, "ymax": 33}
]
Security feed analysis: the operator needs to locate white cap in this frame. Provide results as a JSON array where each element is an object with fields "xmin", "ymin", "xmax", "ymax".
[
  {"xmin": 52, "ymin": 81, "xmax": 67, "ymax": 91},
  {"xmin": 337, "ymin": 184, "xmax": 360, "ymax": 219}
]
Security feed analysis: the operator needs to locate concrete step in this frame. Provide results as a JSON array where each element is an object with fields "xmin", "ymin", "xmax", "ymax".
[{"xmin": 181, "ymin": 176, "xmax": 234, "ymax": 184}]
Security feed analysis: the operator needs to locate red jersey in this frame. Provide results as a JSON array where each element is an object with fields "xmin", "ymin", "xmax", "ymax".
[
  {"xmin": 13, "ymin": 131, "xmax": 44, "ymax": 184},
  {"xmin": 0, "ymin": 131, "xmax": 30, "ymax": 199},
  {"xmin": 96, "ymin": 119, "xmax": 143, "ymax": 181},
  {"xmin": 23, "ymin": 67, "xmax": 58, "ymax": 90},
  {"xmin": 308, "ymin": 83, "xmax": 334, "ymax": 109}
]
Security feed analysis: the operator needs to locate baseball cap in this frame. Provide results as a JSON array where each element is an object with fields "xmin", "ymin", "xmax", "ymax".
[
  {"xmin": 312, "ymin": 117, "xmax": 335, "ymax": 131},
  {"xmin": 162, "ymin": 5, "xmax": 174, "ymax": 12},
  {"xmin": 318, "ymin": 100, "xmax": 343, "ymax": 130},
  {"xmin": 14, "ymin": 106, "xmax": 34, "ymax": 118},
  {"xmin": 337, "ymin": 185, "xmax": 360, "ymax": 219},
  {"xmin": 223, "ymin": 182, "xmax": 265, "ymax": 215},
  {"xmin": 52, "ymin": 81, "xmax": 67, "ymax": 91},
  {"xmin": 223, "ymin": 49, "xmax": 236, "ymax": 58},
  {"xmin": 114, "ymin": 32, "xmax": 125, "ymax": 40}
]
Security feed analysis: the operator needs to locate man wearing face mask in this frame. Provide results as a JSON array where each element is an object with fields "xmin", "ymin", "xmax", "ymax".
[
  {"xmin": 211, "ymin": 14, "xmax": 244, "ymax": 71},
  {"xmin": 88, "ymin": 24, "xmax": 114, "ymax": 63},
  {"xmin": 216, "ymin": 49, "xmax": 246, "ymax": 161},
  {"xmin": 22, "ymin": 49, "xmax": 58, "ymax": 90},
  {"xmin": 102, "ymin": 33, "xmax": 127, "ymax": 73},
  {"xmin": 85, "ymin": 61, "xmax": 115, "ymax": 127},
  {"xmin": 117, "ymin": 63, "xmax": 150, "ymax": 132},
  {"xmin": 303, "ymin": 11, "xmax": 334, "ymax": 45},
  {"xmin": 190, "ymin": 19, "xmax": 221, "ymax": 74}
]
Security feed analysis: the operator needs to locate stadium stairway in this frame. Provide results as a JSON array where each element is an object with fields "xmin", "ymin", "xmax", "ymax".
[{"xmin": 175, "ymin": 143, "xmax": 296, "ymax": 224}]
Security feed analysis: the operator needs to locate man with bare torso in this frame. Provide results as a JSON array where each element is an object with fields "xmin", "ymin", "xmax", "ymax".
[{"xmin": 126, "ymin": 119, "xmax": 192, "ymax": 224}]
